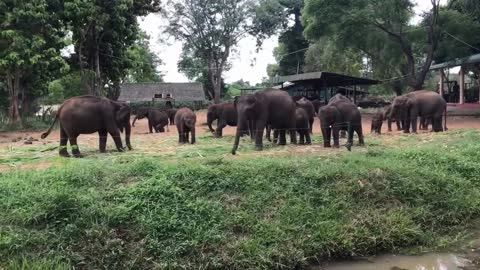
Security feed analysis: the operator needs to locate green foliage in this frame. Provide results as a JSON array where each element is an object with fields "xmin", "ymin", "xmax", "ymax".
[
  {"xmin": 44, "ymin": 71, "xmax": 94, "ymax": 105},
  {"xmin": 2, "ymin": 131, "xmax": 480, "ymax": 268},
  {"xmin": 304, "ymin": 39, "xmax": 364, "ymax": 76},
  {"xmin": 302, "ymin": 0, "xmax": 441, "ymax": 91},
  {"xmin": 125, "ymin": 31, "xmax": 163, "ymax": 83}
]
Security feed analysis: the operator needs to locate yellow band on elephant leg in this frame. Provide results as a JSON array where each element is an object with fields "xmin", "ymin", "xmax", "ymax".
[
  {"xmin": 71, "ymin": 145, "xmax": 79, "ymax": 150},
  {"xmin": 59, "ymin": 146, "xmax": 67, "ymax": 150}
]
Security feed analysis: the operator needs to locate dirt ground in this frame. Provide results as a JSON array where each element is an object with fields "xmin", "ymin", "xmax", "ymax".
[{"xmin": 0, "ymin": 110, "xmax": 479, "ymax": 172}]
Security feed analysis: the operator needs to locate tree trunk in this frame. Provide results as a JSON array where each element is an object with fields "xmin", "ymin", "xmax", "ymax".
[
  {"xmin": 93, "ymin": 20, "xmax": 101, "ymax": 96},
  {"xmin": 213, "ymin": 70, "xmax": 222, "ymax": 104},
  {"xmin": 7, "ymin": 69, "xmax": 22, "ymax": 124}
]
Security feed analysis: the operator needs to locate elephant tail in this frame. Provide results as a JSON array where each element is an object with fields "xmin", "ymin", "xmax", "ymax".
[
  {"xmin": 41, "ymin": 111, "xmax": 60, "ymax": 139},
  {"xmin": 444, "ymin": 106, "xmax": 448, "ymax": 131}
]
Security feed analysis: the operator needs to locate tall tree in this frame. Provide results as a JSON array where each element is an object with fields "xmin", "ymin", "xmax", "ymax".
[
  {"xmin": 64, "ymin": 0, "xmax": 161, "ymax": 98},
  {"xmin": 303, "ymin": 0, "xmax": 442, "ymax": 91},
  {"xmin": 0, "ymin": 0, "xmax": 68, "ymax": 123},
  {"xmin": 165, "ymin": 0, "xmax": 259, "ymax": 103},
  {"xmin": 254, "ymin": 0, "xmax": 308, "ymax": 76}
]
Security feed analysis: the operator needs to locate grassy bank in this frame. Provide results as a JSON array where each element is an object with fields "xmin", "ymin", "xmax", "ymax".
[{"xmin": 1, "ymin": 130, "xmax": 480, "ymax": 269}]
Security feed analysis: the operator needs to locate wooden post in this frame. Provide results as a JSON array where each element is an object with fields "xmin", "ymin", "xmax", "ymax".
[
  {"xmin": 439, "ymin": 70, "xmax": 445, "ymax": 96},
  {"xmin": 459, "ymin": 66, "xmax": 465, "ymax": 105}
]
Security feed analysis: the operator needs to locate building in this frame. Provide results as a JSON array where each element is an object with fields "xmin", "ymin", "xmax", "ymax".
[
  {"xmin": 430, "ymin": 53, "xmax": 480, "ymax": 104},
  {"xmin": 118, "ymin": 82, "xmax": 206, "ymax": 107},
  {"xmin": 270, "ymin": 71, "xmax": 379, "ymax": 104}
]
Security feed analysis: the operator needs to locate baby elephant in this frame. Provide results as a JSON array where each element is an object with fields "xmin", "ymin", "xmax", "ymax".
[
  {"xmin": 132, "ymin": 107, "xmax": 169, "ymax": 133},
  {"xmin": 371, "ymin": 107, "xmax": 385, "ymax": 134},
  {"xmin": 295, "ymin": 107, "xmax": 311, "ymax": 145},
  {"xmin": 175, "ymin": 108, "xmax": 196, "ymax": 144}
]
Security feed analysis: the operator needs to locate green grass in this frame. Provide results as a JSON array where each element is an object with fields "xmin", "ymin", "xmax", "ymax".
[{"xmin": 1, "ymin": 130, "xmax": 480, "ymax": 269}]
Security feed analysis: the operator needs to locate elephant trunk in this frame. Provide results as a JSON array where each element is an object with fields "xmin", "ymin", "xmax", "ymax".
[
  {"xmin": 207, "ymin": 114, "xmax": 215, "ymax": 133},
  {"xmin": 232, "ymin": 116, "xmax": 245, "ymax": 155},
  {"xmin": 444, "ymin": 106, "xmax": 448, "ymax": 131},
  {"xmin": 132, "ymin": 116, "xmax": 138, "ymax": 127}
]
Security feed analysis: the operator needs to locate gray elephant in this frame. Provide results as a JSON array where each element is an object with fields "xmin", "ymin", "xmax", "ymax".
[
  {"xmin": 390, "ymin": 90, "xmax": 447, "ymax": 133},
  {"xmin": 132, "ymin": 107, "xmax": 169, "ymax": 133},
  {"xmin": 231, "ymin": 89, "xmax": 297, "ymax": 154},
  {"xmin": 207, "ymin": 102, "xmax": 239, "ymax": 137},
  {"xmin": 41, "ymin": 95, "xmax": 132, "ymax": 157},
  {"xmin": 266, "ymin": 107, "xmax": 311, "ymax": 145},
  {"xmin": 371, "ymin": 107, "xmax": 385, "ymax": 134},
  {"xmin": 319, "ymin": 94, "xmax": 364, "ymax": 151},
  {"xmin": 296, "ymin": 97, "xmax": 315, "ymax": 134},
  {"xmin": 384, "ymin": 104, "xmax": 403, "ymax": 132},
  {"xmin": 175, "ymin": 108, "xmax": 196, "ymax": 144}
]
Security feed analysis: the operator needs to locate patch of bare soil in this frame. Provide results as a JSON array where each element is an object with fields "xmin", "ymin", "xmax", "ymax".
[{"xmin": 0, "ymin": 110, "xmax": 479, "ymax": 173}]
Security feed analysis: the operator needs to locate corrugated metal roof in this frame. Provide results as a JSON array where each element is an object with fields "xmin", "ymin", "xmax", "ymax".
[
  {"xmin": 430, "ymin": 53, "xmax": 480, "ymax": 70},
  {"xmin": 270, "ymin": 71, "xmax": 379, "ymax": 86},
  {"xmin": 118, "ymin": 82, "xmax": 206, "ymax": 102}
]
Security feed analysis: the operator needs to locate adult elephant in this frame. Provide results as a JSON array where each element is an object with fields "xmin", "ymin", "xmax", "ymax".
[
  {"xmin": 132, "ymin": 107, "xmax": 169, "ymax": 133},
  {"xmin": 319, "ymin": 94, "xmax": 364, "ymax": 151},
  {"xmin": 390, "ymin": 90, "xmax": 447, "ymax": 133},
  {"xmin": 231, "ymin": 89, "xmax": 297, "ymax": 154},
  {"xmin": 296, "ymin": 97, "xmax": 315, "ymax": 134},
  {"xmin": 41, "ymin": 95, "xmax": 132, "ymax": 157}
]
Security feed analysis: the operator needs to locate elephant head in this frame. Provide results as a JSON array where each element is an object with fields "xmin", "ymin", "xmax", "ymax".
[
  {"xmin": 206, "ymin": 105, "xmax": 219, "ymax": 133},
  {"xmin": 132, "ymin": 107, "xmax": 150, "ymax": 127},
  {"xmin": 232, "ymin": 94, "xmax": 259, "ymax": 155},
  {"xmin": 390, "ymin": 96, "xmax": 411, "ymax": 124},
  {"xmin": 184, "ymin": 113, "xmax": 196, "ymax": 129}
]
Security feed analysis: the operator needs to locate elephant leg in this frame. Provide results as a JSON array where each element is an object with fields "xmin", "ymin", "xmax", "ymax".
[
  {"xmin": 298, "ymin": 131, "xmax": 305, "ymax": 145},
  {"xmin": 410, "ymin": 116, "xmax": 417, "ymax": 134},
  {"xmin": 254, "ymin": 121, "xmax": 266, "ymax": 151},
  {"xmin": 108, "ymin": 129, "xmax": 125, "ymax": 152},
  {"xmin": 356, "ymin": 126, "xmax": 365, "ymax": 146},
  {"xmin": 403, "ymin": 117, "xmax": 411, "ymax": 133},
  {"xmin": 59, "ymin": 126, "xmax": 70, "ymax": 157},
  {"xmin": 340, "ymin": 130, "xmax": 346, "ymax": 138},
  {"xmin": 266, "ymin": 126, "xmax": 272, "ymax": 142},
  {"xmin": 289, "ymin": 129, "xmax": 297, "ymax": 145},
  {"xmin": 309, "ymin": 119, "xmax": 314, "ymax": 134},
  {"xmin": 215, "ymin": 119, "xmax": 226, "ymax": 138},
  {"xmin": 178, "ymin": 129, "xmax": 184, "ymax": 144},
  {"xmin": 387, "ymin": 118, "xmax": 392, "ymax": 132},
  {"xmin": 332, "ymin": 127, "xmax": 340, "ymax": 148},
  {"xmin": 378, "ymin": 122, "xmax": 383, "ymax": 135},
  {"xmin": 99, "ymin": 130, "xmax": 107, "ymax": 153},
  {"xmin": 273, "ymin": 129, "xmax": 279, "ymax": 144},
  {"xmin": 69, "ymin": 136, "xmax": 82, "ymax": 158},
  {"xmin": 305, "ymin": 131, "xmax": 311, "ymax": 145},
  {"xmin": 277, "ymin": 130, "xmax": 286, "ymax": 146},
  {"xmin": 322, "ymin": 126, "xmax": 332, "ymax": 147},
  {"xmin": 190, "ymin": 127, "xmax": 196, "ymax": 144},
  {"xmin": 148, "ymin": 118, "xmax": 153, "ymax": 133}
]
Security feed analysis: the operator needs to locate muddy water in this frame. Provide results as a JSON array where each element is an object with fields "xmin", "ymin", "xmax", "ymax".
[{"xmin": 319, "ymin": 253, "xmax": 472, "ymax": 270}]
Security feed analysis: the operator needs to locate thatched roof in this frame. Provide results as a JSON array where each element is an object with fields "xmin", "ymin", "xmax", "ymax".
[{"xmin": 118, "ymin": 82, "xmax": 205, "ymax": 102}]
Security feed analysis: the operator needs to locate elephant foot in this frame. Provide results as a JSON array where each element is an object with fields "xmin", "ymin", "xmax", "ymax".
[
  {"xmin": 127, "ymin": 144, "xmax": 132, "ymax": 150},
  {"xmin": 333, "ymin": 144, "xmax": 340, "ymax": 149},
  {"xmin": 59, "ymin": 151, "xmax": 70, "ymax": 158},
  {"xmin": 73, "ymin": 153, "xmax": 84, "ymax": 158},
  {"xmin": 255, "ymin": 145, "xmax": 263, "ymax": 151},
  {"xmin": 345, "ymin": 144, "xmax": 352, "ymax": 152},
  {"xmin": 323, "ymin": 143, "xmax": 331, "ymax": 148},
  {"xmin": 100, "ymin": 149, "xmax": 107, "ymax": 153}
]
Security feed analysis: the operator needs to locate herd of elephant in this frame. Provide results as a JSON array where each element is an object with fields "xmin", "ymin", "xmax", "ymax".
[{"xmin": 40, "ymin": 88, "xmax": 448, "ymax": 157}]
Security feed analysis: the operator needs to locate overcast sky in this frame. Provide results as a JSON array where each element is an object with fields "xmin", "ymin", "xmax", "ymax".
[{"xmin": 138, "ymin": 0, "xmax": 448, "ymax": 85}]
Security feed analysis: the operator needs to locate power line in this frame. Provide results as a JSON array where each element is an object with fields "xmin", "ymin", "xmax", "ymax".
[{"xmin": 442, "ymin": 30, "xmax": 480, "ymax": 52}]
